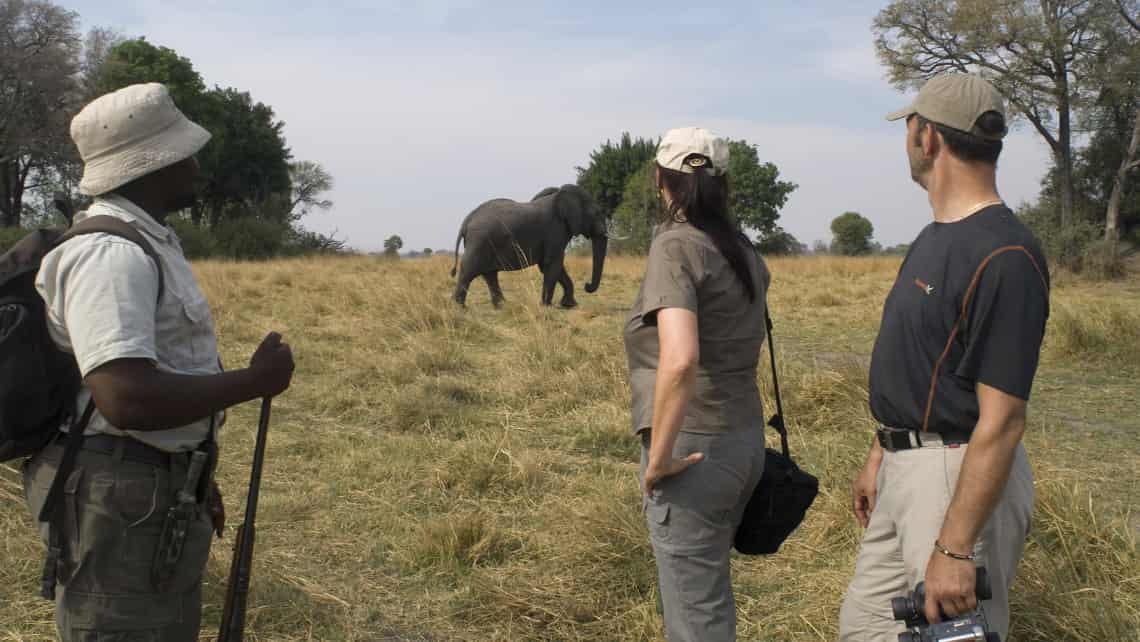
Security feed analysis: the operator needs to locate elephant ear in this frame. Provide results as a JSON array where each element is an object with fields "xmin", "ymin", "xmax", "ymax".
[
  {"xmin": 554, "ymin": 185, "xmax": 590, "ymax": 237},
  {"xmin": 532, "ymin": 187, "xmax": 559, "ymax": 201}
]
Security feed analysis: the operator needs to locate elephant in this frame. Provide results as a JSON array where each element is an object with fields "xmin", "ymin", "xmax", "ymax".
[{"xmin": 450, "ymin": 184, "xmax": 608, "ymax": 308}]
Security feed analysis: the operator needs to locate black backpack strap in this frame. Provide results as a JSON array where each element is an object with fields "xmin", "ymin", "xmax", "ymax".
[
  {"xmin": 38, "ymin": 399, "xmax": 95, "ymax": 599},
  {"xmin": 37, "ymin": 216, "xmax": 165, "ymax": 599},
  {"xmin": 764, "ymin": 309, "xmax": 790, "ymax": 459},
  {"xmin": 58, "ymin": 215, "xmax": 165, "ymax": 303}
]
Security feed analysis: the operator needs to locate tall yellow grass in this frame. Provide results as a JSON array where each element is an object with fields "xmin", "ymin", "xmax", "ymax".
[{"xmin": 1, "ymin": 255, "xmax": 1136, "ymax": 641}]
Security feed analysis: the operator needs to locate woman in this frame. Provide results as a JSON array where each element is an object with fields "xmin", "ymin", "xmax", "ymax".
[{"xmin": 624, "ymin": 127, "xmax": 771, "ymax": 641}]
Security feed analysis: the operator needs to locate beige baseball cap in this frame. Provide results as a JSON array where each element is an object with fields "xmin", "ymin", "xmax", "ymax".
[
  {"xmin": 886, "ymin": 73, "xmax": 1007, "ymax": 140},
  {"xmin": 71, "ymin": 83, "xmax": 211, "ymax": 196},
  {"xmin": 656, "ymin": 127, "xmax": 730, "ymax": 175}
]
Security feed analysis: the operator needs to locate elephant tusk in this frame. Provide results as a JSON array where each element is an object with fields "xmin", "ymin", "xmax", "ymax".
[{"xmin": 607, "ymin": 233, "xmax": 632, "ymax": 241}]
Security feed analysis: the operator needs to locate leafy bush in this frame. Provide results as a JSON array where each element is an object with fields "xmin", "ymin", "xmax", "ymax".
[
  {"xmin": 1019, "ymin": 204, "xmax": 1124, "ymax": 277},
  {"xmin": 167, "ymin": 217, "xmax": 217, "ymax": 259},
  {"xmin": 212, "ymin": 217, "xmax": 288, "ymax": 260},
  {"xmin": 755, "ymin": 226, "xmax": 806, "ymax": 256},
  {"xmin": 285, "ymin": 227, "xmax": 349, "ymax": 255},
  {"xmin": 0, "ymin": 226, "xmax": 31, "ymax": 255}
]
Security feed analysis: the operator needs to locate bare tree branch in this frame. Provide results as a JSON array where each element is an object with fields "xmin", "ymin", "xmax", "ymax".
[{"xmin": 1116, "ymin": 0, "xmax": 1140, "ymax": 33}]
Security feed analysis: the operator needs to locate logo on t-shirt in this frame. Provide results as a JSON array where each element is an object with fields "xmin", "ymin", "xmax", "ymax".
[{"xmin": 914, "ymin": 278, "xmax": 934, "ymax": 295}]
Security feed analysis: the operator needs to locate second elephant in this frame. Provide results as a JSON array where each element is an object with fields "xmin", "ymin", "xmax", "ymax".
[{"xmin": 450, "ymin": 184, "xmax": 608, "ymax": 308}]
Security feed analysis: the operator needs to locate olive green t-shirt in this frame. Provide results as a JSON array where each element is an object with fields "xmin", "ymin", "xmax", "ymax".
[{"xmin": 623, "ymin": 221, "xmax": 771, "ymax": 435}]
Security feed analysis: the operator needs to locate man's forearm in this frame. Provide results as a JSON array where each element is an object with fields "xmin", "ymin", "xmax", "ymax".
[
  {"xmin": 937, "ymin": 417, "xmax": 1025, "ymax": 553},
  {"xmin": 868, "ymin": 435, "xmax": 884, "ymax": 462},
  {"xmin": 648, "ymin": 365, "xmax": 696, "ymax": 464},
  {"xmin": 88, "ymin": 365, "xmax": 267, "ymax": 432}
]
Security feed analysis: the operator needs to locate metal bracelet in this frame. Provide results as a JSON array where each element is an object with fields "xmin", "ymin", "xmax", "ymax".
[{"xmin": 934, "ymin": 539, "xmax": 976, "ymax": 561}]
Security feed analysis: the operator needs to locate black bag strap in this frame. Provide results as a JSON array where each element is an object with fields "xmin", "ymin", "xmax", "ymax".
[
  {"xmin": 58, "ymin": 215, "xmax": 165, "ymax": 303},
  {"xmin": 37, "ymin": 215, "xmax": 166, "ymax": 599},
  {"xmin": 764, "ymin": 309, "xmax": 790, "ymax": 459},
  {"xmin": 38, "ymin": 399, "xmax": 95, "ymax": 599}
]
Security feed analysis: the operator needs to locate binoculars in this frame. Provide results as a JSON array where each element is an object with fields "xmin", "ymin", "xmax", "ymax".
[{"xmin": 891, "ymin": 566, "xmax": 1001, "ymax": 642}]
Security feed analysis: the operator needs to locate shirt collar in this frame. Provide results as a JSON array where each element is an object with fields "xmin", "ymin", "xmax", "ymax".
[{"xmin": 82, "ymin": 194, "xmax": 174, "ymax": 243}]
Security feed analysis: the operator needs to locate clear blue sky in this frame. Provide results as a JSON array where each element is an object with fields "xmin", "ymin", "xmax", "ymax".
[{"xmin": 65, "ymin": 1, "xmax": 1052, "ymax": 251}]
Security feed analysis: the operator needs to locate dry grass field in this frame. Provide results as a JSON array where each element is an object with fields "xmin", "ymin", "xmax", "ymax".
[{"xmin": 2, "ymin": 254, "xmax": 1138, "ymax": 641}]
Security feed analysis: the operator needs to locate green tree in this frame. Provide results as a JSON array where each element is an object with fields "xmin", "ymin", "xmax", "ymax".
[
  {"xmin": 576, "ymin": 133, "xmax": 658, "ymax": 217},
  {"xmin": 606, "ymin": 140, "xmax": 797, "ymax": 254},
  {"xmin": 383, "ymin": 235, "xmax": 403, "ymax": 257},
  {"xmin": 95, "ymin": 38, "xmax": 209, "ymax": 119},
  {"xmin": 755, "ymin": 226, "xmax": 805, "ymax": 255},
  {"xmin": 830, "ymin": 212, "xmax": 875, "ymax": 256},
  {"xmin": 195, "ymin": 87, "xmax": 292, "ymax": 226},
  {"xmin": 422, "ymin": 247, "xmax": 433, "ymax": 257},
  {"xmin": 96, "ymin": 39, "xmax": 292, "ymax": 227},
  {"xmin": 726, "ymin": 139, "xmax": 798, "ymax": 241},
  {"xmin": 873, "ymin": 0, "xmax": 1118, "ymax": 229},
  {"xmin": 609, "ymin": 160, "xmax": 658, "ymax": 254}
]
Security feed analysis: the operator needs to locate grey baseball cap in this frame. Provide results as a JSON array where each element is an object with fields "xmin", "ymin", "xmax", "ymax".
[{"xmin": 886, "ymin": 73, "xmax": 1007, "ymax": 140}]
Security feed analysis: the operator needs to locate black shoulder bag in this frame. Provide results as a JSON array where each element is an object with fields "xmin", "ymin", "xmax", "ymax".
[{"xmin": 733, "ymin": 310, "xmax": 819, "ymax": 555}]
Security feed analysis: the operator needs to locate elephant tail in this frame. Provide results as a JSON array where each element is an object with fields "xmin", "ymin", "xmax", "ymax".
[{"xmin": 450, "ymin": 225, "xmax": 464, "ymax": 278}]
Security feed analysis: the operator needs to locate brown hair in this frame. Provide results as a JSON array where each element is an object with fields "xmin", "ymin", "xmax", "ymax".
[
  {"xmin": 657, "ymin": 155, "xmax": 757, "ymax": 302},
  {"xmin": 913, "ymin": 112, "xmax": 1005, "ymax": 164}
]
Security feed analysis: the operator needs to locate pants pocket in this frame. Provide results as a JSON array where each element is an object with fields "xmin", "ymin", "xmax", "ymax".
[{"xmin": 62, "ymin": 588, "xmax": 187, "ymax": 633}]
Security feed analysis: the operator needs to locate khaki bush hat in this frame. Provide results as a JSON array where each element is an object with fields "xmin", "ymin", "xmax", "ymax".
[
  {"xmin": 71, "ymin": 83, "xmax": 211, "ymax": 196},
  {"xmin": 656, "ymin": 127, "xmax": 730, "ymax": 175},
  {"xmin": 886, "ymin": 73, "xmax": 1007, "ymax": 140}
]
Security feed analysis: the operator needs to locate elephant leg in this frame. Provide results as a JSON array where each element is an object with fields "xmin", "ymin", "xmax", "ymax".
[
  {"xmin": 454, "ymin": 267, "xmax": 477, "ymax": 306},
  {"xmin": 540, "ymin": 267, "xmax": 557, "ymax": 306},
  {"xmin": 482, "ymin": 272, "xmax": 505, "ymax": 308},
  {"xmin": 557, "ymin": 266, "xmax": 577, "ymax": 308}
]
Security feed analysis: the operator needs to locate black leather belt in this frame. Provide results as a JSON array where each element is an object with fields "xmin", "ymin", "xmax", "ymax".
[
  {"xmin": 876, "ymin": 427, "xmax": 971, "ymax": 452},
  {"xmin": 54, "ymin": 432, "xmax": 184, "ymax": 468}
]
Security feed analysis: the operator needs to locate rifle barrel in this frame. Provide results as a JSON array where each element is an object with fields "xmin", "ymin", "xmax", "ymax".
[{"xmin": 218, "ymin": 397, "xmax": 273, "ymax": 642}]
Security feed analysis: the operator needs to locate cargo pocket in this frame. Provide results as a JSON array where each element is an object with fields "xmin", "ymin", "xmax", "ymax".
[
  {"xmin": 644, "ymin": 494, "xmax": 671, "ymax": 545},
  {"xmin": 60, "ymin": 467, "xmax": 86, "ymax": 585}
]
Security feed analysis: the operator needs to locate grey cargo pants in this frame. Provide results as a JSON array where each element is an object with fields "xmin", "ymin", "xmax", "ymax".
[
  {"xmin": 640, "ymin": 427, "xmax": 766, "ymax": 642},
  {"xmin": 23, "ymin": 441, "xmax": 214, "ymax": 642}
]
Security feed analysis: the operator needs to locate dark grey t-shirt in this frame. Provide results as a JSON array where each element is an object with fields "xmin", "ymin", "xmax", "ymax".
[
  {"xmin": 623, "ymin": 221, "xmax": 770, "ymax": 435},
  {"xmin": 869, "ymin": 205, "xmax": 1050, "ymax": 435}
]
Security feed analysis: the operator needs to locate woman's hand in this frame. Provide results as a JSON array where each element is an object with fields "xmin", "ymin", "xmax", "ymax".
[{"xmin": 643, "ymin": 452, "xmax": 704, "ymax": 496}]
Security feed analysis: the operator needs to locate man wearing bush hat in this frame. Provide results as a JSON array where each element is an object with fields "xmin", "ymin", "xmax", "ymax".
[
  {"xmin": 839, "ymin": 73, "xmax": 1049, "ymax": 641},
  {"xmin": 25, "ymin": 82, "xmax": 294, "ymax": 641}
]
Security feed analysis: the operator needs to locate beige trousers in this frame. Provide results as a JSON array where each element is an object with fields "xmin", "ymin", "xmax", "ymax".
[{"xmin": 838, "ymin": 438, "xmax": 1034, "ymax": 642}]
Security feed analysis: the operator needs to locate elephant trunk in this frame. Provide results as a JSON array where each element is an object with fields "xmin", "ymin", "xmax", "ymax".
[{"xmin": 584, "ymin": 236, "xmax": 607, "ymax": 293}]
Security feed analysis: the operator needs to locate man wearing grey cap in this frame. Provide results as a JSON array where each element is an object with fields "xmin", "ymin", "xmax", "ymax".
[
  {"xmin": 838, "ymin": 73, "xmax": 1049, "ymax": 641},
  {"xmin": 23, "ymin": 83, "xmax": 295, "ymax": 641}
]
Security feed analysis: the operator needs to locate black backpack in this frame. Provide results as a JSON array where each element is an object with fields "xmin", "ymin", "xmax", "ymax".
[
  {"xmin": 0, "ymin": 215, "xmax": 164, "ymax": 599},
  {"xmin": 0, "ymin": 216, "xmax": 164, "ymax": 461}
]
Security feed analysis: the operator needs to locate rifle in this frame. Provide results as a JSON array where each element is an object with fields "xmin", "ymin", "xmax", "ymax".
[{"xmin": 218, "ymin": 397, "xmax": 273, "ymax": 642}]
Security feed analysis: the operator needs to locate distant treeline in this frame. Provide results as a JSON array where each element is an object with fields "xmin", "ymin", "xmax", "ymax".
[{"xmin": 1, "ymin": 1, "xmax": 342, "ymax": 259}]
